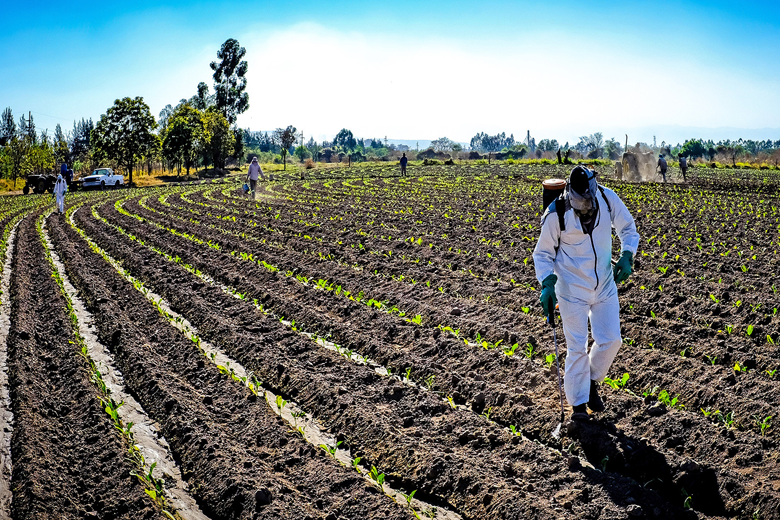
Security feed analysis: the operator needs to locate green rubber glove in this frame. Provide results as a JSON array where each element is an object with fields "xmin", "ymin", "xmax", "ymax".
[
  {"xmin": 539, "ymin": 274, "xmax": 558, "ymax": 318},
  {"xmin": 613, "ymin": 251, "xmax": 634, "ymax": 283}
]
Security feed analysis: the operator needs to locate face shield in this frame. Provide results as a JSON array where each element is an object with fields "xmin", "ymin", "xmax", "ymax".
[{"xmin": 567, "ymin": 166, "xmax": 599, "ymax": 222}]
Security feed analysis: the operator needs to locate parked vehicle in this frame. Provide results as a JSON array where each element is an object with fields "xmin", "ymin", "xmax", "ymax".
[
  {"xmin": 22, "ymin": 174, "xmax": 57, "ymax": 195},
  {"xmin": 79, "ymin": 168, "xmax": 124, "ymax": 190}
]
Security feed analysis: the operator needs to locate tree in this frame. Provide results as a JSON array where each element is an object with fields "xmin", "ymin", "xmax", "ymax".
[
  {"xmin": 604, "ymin": 138, "xmax": 623, "ymax": 160},
  {"xmin": 0, "ymin": 108, "xmax": 14, "ymax": 146},
  {"xmin": 91, "ymin": 97, "xmax": 158, "ymax": 186},
  {"xmin": 333, "ymin": 128, "xmax": 356, "ymax": 152},
  {"xmin": 158, "ymin": 104, "xmax": 174, "ymax": 128},
  {"xmin": 576, "ymin": 132, "xmax": 604, "ymax": 158},
  {"xmin": 210, "ymin": 39, "xmax": 249, "ymax": 124},
  {"xmin": 233, "ymin": 128, "xmax": 245, "ymax": 167},
  {"xmin": 537, "ymin": 139, "xmax": 559, "ymax": 152},
  {"xmin": 306, "ymin": 137, "xmax": 322, "ymax": 162},
  {"xmin": 273, "ymin": 126, "xmax": 297, "ymax": 170},
  {"xmin": 202, "ymin": 107, "xmax": 235, "ymax": 170},
  {"xmin": 6, "ymin": 136, "xmax": 29, "ymax": 188},
  {"xmin": 294, "ymin": 145, "xmax": 311, "ymax": 162},
  {"xmin": 431, "ymin": 137, "xmax": 454, "ymax": 152},
  {"xmin": 190, "ymin": 82, "xmax": 215, "ymax": 111},
  {"xmin": 162, "ymin": 105, "xmax": 205, "ymax": 176},
  {"xmin": 469, "ymin": 132, "xmax": 514, "ymax": 152},
  {"xmin": 69, "ymin": 118, "xmax": 94, "ymax": 170},
  {"xmin": 53, "ymin": 124, "xmax": 70, "ymax": 165},
  {"xmin": 715, "ymin": 142, "xmax": 744, "ymax": 166},
  {"xmin": 680, "ymin": 139, "xmax": 707, "ymax": 160}
]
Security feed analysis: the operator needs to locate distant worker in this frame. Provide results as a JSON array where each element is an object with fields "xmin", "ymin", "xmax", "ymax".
[
  {"xmin": 400, "ymin": 153, "xmax": 408, "ymax": 176},
  {"xmin": 533, "ymin": 166, "xmax": 639, "ymax": 420},
  {"xmin": 679, "ymin": 155, "xmax": 688, "ymax": 182},
  {"xmin": 657, "ymin": 154, "xmax": 668, "ymax": 183},
  {"xmin": 60, "ymin": 162, "xmax": 68, "ymax": 178},
  {"xmin": 53, "ymin": 173, "xmax": 68, "ymax": 214},
  {"xmin": 246, "ymin": 156, "xmax": 264, "ymax": 199}
]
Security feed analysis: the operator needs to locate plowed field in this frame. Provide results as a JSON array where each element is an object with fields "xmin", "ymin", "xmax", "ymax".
[{"xmin": 1, "ymin": 163, "xmax": 778, "ymax": 520}]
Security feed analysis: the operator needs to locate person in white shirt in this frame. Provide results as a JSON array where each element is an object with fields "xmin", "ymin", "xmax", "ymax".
[{"xmin": 533, "ymin": 166, "xmax": 639, "ymax": 420}]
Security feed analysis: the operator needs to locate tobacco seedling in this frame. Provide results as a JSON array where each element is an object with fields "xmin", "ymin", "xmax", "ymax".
[
  {"xmin": 424, "ymin": 374, "xmax": 436, "ymax": 390},
  {"xmin": 352, "ymin": 456, "xmax": 362, "ymax": 474},
  {"xmin": 746, "ymin": 325, "xmax": 754, "ymax": 336},
  {"xmin": 717, "ymin": 410, "xmax": 737, "ymax": 429},
  {"xmin": 404, "ymin": 367, "xmax": 412, "ymax": 381},
  {"xmin": 509, "ymin": 425, "xmax": 521, "ymax": 436},
  {"xmin": 482, "ymin": 407, "xmax": 492, "ymax": 421},
  {"xmin": 701, "ymin": 407, "xmax": 720, "ymax": 418},
  {"xmin": 368, "ymin": 466, "xmax": 385, "ymax": 487},
  {"xmin": 603, "ymin": 372, "xmax": 629, "ymax": 390},
  {"xmin": 658, "ymin": 389, "xmax": 683, "ymax": 409},
  {"xmin": 683, "ymin": 491, "xmax": 693, "ymax": 510},
  {"xmin": 755, "ymin": 415, "xmax": 772, "ymax": 436},
  {"xmin": 275, "ymin": 395, "xmax": 287, "ymax": 413},
  {"xmin": 705, "ymin": 354, "xmax": 717, "ymax": 366},
  {"xmin": 503, "ymin": 343, "xmax": 519, "ymax": 356},
  {"xmin": 544, "ymin": 353, "xmax": 555, "ymax": 369},
  {"xmin": 319, "ymin": 441, "xmax": 342, "ymax": 457},
  {"xmin": 401, "ymin": 489, "xmax": 417, "ymax": 505},
  {"xmin": 766, "ymin": 368, "xmax": 777, "ymax": 378},
  {"xmin": 524, "ymin": 343, "xmax": 536, "ymax": 360}
]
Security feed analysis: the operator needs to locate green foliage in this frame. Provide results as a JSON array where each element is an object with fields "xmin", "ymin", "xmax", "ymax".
[
  {"xmin": 161, "ymin": 104, "xmax": 205, "ymax": 175},
  {"xmin": 273, "ymin": 126, "xmax": 297, "ymax": 170},
  {"xmin": 203, "ymin": 107, "xmax": 235, "ymax": 170},
  {"xmin": 210, "ymin": 38, "xmax": 249, "ymax": 125},
  {"xmin": 91, "ymin": 96, "xmax": 158, "ymax": 185}
]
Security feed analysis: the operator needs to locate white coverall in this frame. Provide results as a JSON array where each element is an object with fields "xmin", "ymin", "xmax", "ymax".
[
  {"xmin": 53, "ymin": 175, "xmax": 67, "ymax": 214},
  {"xmin": 532, "ymin": 186, "xmax": 639, "ymax": 406}
]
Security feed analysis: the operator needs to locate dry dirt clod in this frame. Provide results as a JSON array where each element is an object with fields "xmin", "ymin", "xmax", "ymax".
[
  {"xmin": 626, "ymin": 504, "xmax": 643, "ymax": 517},
  {"xmin": 646, "ymin": 403, "xmax": 667, "ymax": 417}
]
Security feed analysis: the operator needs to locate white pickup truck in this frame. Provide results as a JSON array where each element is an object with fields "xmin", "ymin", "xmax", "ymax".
[{"xmin": 80, "ymin": 168, "xmax": 124, "ymax": 190}]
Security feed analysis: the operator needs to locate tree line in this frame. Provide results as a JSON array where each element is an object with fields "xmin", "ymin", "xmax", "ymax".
[{"xmin": 0, "ymin": 38, "xmax": 252, "ymax": 187}]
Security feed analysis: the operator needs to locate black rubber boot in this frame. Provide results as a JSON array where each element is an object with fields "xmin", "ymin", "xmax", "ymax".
[
  {"xmin": 588, "ymin": 380, "xmax": 605, "ymax": 413},
  {"xmin": 571, "ymin": 403, "xmax": 589, "ymax": 420}
]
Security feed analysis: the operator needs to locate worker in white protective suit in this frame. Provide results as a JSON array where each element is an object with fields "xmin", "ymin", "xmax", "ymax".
[
  {"xmin": 532, "ymin": 166, "xmax": 639, "ymax": 420},
  {"xmin": 53, "ymin": 174, "xmax": 68, "ymax": 214}
]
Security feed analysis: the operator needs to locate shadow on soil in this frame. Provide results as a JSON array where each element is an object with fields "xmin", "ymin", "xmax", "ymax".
[{"xmin": 574, "ymin": 420, "xmax": 726, "ymax": 518}]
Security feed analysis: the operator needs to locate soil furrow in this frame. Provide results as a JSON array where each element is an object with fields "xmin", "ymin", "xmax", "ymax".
[
  {"xmin": 7, "ymin": 213, "xmax": 159, "ymax": 520},
  {"xmin": 47, "ymin": 208, "xmax": 415, "ymax": 520},
  {"xmin": 73, "ymin": 201, "xmax": 694, "ymax": 519}
]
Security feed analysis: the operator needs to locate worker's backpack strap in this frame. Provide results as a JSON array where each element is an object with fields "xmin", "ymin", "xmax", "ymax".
[
  {"xmin": 597, "ymin": 185, "xmax": 613, "ymax": 220},
  {"xmin": 555, "ymin": 195, "xmax": 567, "ymax": 233}
]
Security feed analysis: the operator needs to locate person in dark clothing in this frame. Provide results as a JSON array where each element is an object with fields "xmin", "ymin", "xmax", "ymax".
[
  {"xmin": 679, "ymin": 156, "xmax": 688, "ymax": 182},
  {"xmin": 400, "ymin": 153, "xmax": 408, "ymax": 176},
  {"xmin": 657, "ymin": 155, "xmax": 668, "ymax": 183},
  {"xmin": 65, "ymin": 168, "xmax": 74, "ymax": 185}
]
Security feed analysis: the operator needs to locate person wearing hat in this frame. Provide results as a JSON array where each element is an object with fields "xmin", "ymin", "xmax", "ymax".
[
  {"xmin": 245, "ymin": 156, "xmax": 265, "ymax": 199},
  {"xmin": 532, "ymin": 166, "xmax": 639, "ymax": 419}
]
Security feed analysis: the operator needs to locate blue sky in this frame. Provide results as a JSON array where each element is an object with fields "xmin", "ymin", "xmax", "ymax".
[{"xmin": 2, "ymin": 0, "xmax": 779, "ymax": 145}]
